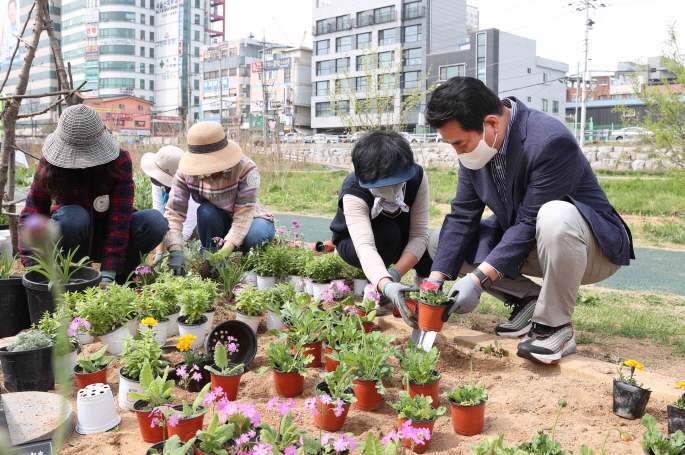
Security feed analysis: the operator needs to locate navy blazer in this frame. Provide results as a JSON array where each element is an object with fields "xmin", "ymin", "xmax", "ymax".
[{"xmin": 432, "ymin": 99, "xmax": 635, "ymax": 280}]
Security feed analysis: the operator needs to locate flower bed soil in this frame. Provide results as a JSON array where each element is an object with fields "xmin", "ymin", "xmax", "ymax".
[{"xmin": 0, "ymin": 303, "xmax": 674, "ymax": 455}]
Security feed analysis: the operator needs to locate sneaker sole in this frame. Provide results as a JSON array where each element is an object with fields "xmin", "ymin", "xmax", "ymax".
[
  {"xmin": 495, "ymin": 322, "xmax": 532, "ymax": 338},
  {"xmin": 516, "ymin": 336, "xmax": 577, "ymax": 365}
]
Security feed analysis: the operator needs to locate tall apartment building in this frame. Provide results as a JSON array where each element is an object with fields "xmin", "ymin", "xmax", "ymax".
[
  {"xmin": 310, "ymin": 0, "xmax": 467, "ymax": 134},
  {"xmin": 427, "ymin": 29, "xmax": 569, "ymax": 123}
]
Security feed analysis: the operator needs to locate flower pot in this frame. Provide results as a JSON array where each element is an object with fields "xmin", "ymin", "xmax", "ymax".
[
  {"xmin": 203, "ymin": 308, "xmax": 216, "ymax": 336},
  {"xmin": 134, "ymin": 400, "xmax": 165, "ymax": 443},
  {"xmin": 417, "ymin": 301, "xmax": 447, "ymax": 332},
  {"xmin": 139, "ymin": 318, "xmax": 169, "ymax": 345},
  {"xmin": 167, "ymin": 310, "xmax": 181, "ymax": 337},
  {"xmin": 99, "ymin": 325, "xmax": 129, "ymax": 356},
  {"xmin": 177, "ymin": 315, "xmax": 208, "ymax": 349},
  {"xmin": 667, "ymin": 404, "xmax": 685, "ymax": 434},
  {"xmin": 147, "ymin": 441, "xmax": 194, "ymax": 455},
  {"xmin": 56, "ymin": 347, "xmax": 79, "ymax": 380},
  {"xmin": 266, "ymin": 310, "xmax": 283, "ymax": 331},
  {"xmin": 324, "ymin": 345, "xmax": 340, "ymax": 373},
  {"xmin": 235, "ymin": 311, "xmax": 261, "ymax": 335},
  {"xmin": 126, "ymin": 319, "xmax": 138, "ymax": 338},
  {"xmin": 613, "ymin": 379, "xmax": 652, "ymax": 420},
  {"xmin": 290, "ymin": 275, "xmax": 304, "ymax": 292},
  {"xmin": 398, "ymin": 417, "xmax": 437, "ymax": 453},
  {"xmin": 242, "ymin": 271, "xmax": 258, "ymax": 285},
  {"xmin": 272, "ymin": 368, "xmax": 304, "ymax": 398},
  {"xmin": 205, "ymin": 320, "xmax": 258, "ymax": 368},
  {"xmin": 312, "ymin": 282, "xmax": 329, "ymax": 301},
  {"xmin": 408, "ymin": 372, "xmax": 442, "ymax": 408},
  {"xmin": 0, "ymin": 345, "xmax": 54, "ymax": 392},
  {"xmin": 210, "ymin": 364, "xmax": 245, "ymax": 401},
  {"xmin": 314, "ymin": 382, "xmax": 354, "ymax": 432},
  {"xmin": 352, "ymin": 378, "xmax": 383, "ymax": 411},
  {"xmin": 294, "ymin": 340, "xmax": 322, "ymax": 368},
  {"xmin": 393, "ymin": 307, "xmax": 401, "ymax": 318},
  {"xmin": 256, "ymin": 275, "xmax": 277, "ymax": 290},
  {"xmin": 167, "ymin": 404, "xmax": 206, "ymax": 442},
  {"xmin": 75, "ymin": 383, "xmax": 121, "ymax": 435},
  {"xmin": 0, "ymin": 276, "xmax": 31, "ymax": 338},
  {"xmin": 406, "ymin": 299, "xmax": 418, "ymax": 315},
  {"xmin": 118, "ymin": 367, "xmax": 144, "ymax": 411},
  {"xmin": 361, "ymin": 321, "xmax": 374, "ymax": 333},
  {"xmin": 22, "ymin": 266, "xmax": 102, "ymax": 324},
  {"xmin": 78, "ymin": 332, "xmax": 95, "ymax": 344},
  {"xmin": 448, "ymin": 396, "xmax": 486, "ymax": 436},
  {"xmin": 305, "ymin": 279, "xmax": 314, "ymax": 296},
  {"xmin": 74, "ymin": 364, "xmax": 109, "ymax": 390},
  {"xmin": 353, "ymin": 279, "xmax": 369, "ymax": 297}
]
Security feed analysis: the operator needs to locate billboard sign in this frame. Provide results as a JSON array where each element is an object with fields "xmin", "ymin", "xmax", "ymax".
[
  {"xmin": 85, "ymin": 24, "xmax": 98, "ymax": 37},
  {"xmin": 85, "ymin": 60, "xmax": 98, "ymax": 68},
  {"xmin": 202, "ymin": 78, "xmax": 228, "ymax": 91},
  {"xmin": 98, "ymin": 38, "xmax": 135, "ymax": 46},
  {"xmin": 119, "ymin": 87, "xmax": 135, "ymax": 95},
  {"xmin": 85, "ymin": 8, "xmax": 99, "ymax": 23},
  {"xmin": 85, "ymin": 45, "xmax": 99, "ymax": 60},
  {"xmin": 0, "ymin": 0, "xmax": 21, "ymax": 66},
  {"xmin": 251, "ymin": 58, "xmax": 292, "ymax": 72}
]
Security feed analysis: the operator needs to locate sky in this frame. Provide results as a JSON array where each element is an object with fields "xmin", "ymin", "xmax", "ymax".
[{"xmin": 228, "ymin": 0, "xmax": 685, "ymax": 76}]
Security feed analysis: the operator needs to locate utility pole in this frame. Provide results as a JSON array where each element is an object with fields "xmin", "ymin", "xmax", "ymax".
[
  {"xmin": 261, "ymin": 34, "xmax": 268, "ymax": 150},
  {"xmin": 574, "ymin": 62, "xmax": 579, "ymax": 141}
]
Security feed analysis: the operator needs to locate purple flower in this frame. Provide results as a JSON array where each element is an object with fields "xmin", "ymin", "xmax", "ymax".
[
  {"xmin": 266, "ymin": 397, "xmax": 279, "ymax": 411},
  {"xmin": 150, "ymin": 417, "xmax": 160, "ymax": 428},
  {"xmin": 212, "ymin": 237, "xmax": 225, "ymax": 247},
  {"xmin": 294, "ymin": 232, "xmax": 300, "ymax": 239},
  {"xmin": 192, "ymin": 364, "xmax": 199, "ymax": 371},
  {"xmin": 318, "ymin": 393, "xmax": 332, "ymax": 405},
  {"xmin": 291, "ymin": 220, "xmax": 298, "ymax": 226},
  {"xmin": 168, "ymin": 415, "xmax": 179, "ymax": 427},
  {"xmin": 227, "ymin": 342, "xmax": 238, "ymax": 353},
  {"xmin": 304, "ymin": 397, "xmax": 319, "ymax": 416},
  {"xmin": 277, "ymin": 229, "xmax": 285, "ymax": 234},
  {"xmin": 135, "ymin": 265, "xmax": 152, "ymax": 275},
  {"xmin": 284, "ymin": 446, "xmax": 298, "ymax": 455},
  {"xmin": 175, "ymin": 366, "xmax": 188, "ymax": 378},
  {"xmin": 192, "ymin": 372, "xmax": 203, "ymax": 382},
  {"xmin": 202, "ymin": 391, "xmax": 216, "ymax": 406},
  {"xmin": 333, "ymin": 398, "xmax": 345, "ymax": 417},
  {"xmin": 333, "ymin": 438, "xmax": 348, "ymax": 452},
  {"xmin": 253, "ymin": 443, "xmax": 273, "ymax": 455}
]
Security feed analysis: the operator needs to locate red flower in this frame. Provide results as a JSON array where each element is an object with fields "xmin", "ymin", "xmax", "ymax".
[{"xmin": 420, "ymin": 281, "xmax": 439, "ymax": 291}]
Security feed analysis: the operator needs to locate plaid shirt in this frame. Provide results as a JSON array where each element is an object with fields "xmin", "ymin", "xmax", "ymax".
[
  {"xmin": 19, "ymin": 150, "xmax": 135, "ymax": 272},
  {"xmin": 165, "ymin": 155, "xmax": 273, "ymax": 248}
]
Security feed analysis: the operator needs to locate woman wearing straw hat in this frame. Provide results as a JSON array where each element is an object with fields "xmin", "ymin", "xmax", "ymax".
[
  {"xmin": 164, "ymin": 121, "xmax": 274, "ymax": 275},
  {"xmin": 18, "ymin": 104, "xmax": 169, "ymax": 285},
  {"xmin": 140, "ymin": 146, "xmax": 199, "ymax": 264}
]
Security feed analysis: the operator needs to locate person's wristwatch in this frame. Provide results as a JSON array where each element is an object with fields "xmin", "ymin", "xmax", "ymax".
[{"xmin": 471, "ymin": 268, "xmax": 493, "ymax": 290}]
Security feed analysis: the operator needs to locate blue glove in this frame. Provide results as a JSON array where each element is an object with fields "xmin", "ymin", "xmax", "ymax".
[
  {"xmin": 168, "ymin": 249, "xmax": 186, "ymax": 276},
  {"xmin": 443, "ymin": 274, "xmax": 483, "ymax": 321},
  {"xmin": 387, "ymin": 267, "xmax": 401, "ymax": 283}
]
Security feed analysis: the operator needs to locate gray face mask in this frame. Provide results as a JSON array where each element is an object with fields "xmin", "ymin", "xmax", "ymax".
[
  {"xmin": 368, "ymin": 183, "xmax": 409, "ymax": 219},
  {"xmin": 369, "ymin": 183, "xmax": 405, "ymax": 201}
]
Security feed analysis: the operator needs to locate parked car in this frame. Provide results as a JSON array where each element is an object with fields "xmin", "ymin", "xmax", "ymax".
[
  {"xmin": 609, "ymin": 127, "xmax": 653, "ymax": 141},
  {"xmin": 313, "ymin": 134, "xmax": 339, "ymax": 144},
  {"xmin": 349, "ymin": 131, "xmax": 367, "ymax": 143},
  {"xmin": 283, "ymin": 133, "xmax": 302, "ymax": 143},
  {"xmin": 302, "ymin": 135, "xmax": 315, "ymax": 143}
]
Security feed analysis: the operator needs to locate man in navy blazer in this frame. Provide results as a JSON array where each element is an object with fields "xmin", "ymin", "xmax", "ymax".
[{"xmin": 420, "ymin": 77, "xmax": 634, "ymax": 364}]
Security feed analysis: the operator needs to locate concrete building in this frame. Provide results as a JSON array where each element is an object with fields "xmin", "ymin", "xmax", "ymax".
[
  {"xmin": 427, "ymin": 28, "xmax": 569, "ymax": 123},
  {"xmin": 465, "ymin": 4, "xmax": 478, "ymax": 38},
  {"xmin": 310, "ymin": 0, "xmax": 467, "ymax": 134},
  {"xmin": 85, "ymin": 95, "xmax": 154, "ymax": 135}
]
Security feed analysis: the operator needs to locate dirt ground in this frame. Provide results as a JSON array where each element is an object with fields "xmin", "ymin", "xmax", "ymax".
[{"xmin": 0, "ymin": 303, "xmax": 657, "ymax": 455}]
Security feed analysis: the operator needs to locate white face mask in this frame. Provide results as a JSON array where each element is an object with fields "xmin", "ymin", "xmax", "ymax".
[
  {"xmin": 369, "ymin": 183, "xmax": 409, "ymax": 219},
  {"xmin": 369, "ymin": 183, "xmax": 404, "ymax": 201},
  {"xmin": 457, "ymin": 124, "xmax": 499, "ymax": 170}
]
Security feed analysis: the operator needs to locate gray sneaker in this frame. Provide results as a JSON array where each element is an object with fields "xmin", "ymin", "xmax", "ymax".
[
  {"xmin": 516, "ymin": 322, "xmax": 577, "ymax": 365},
  {"xmin": 494, "ymin": 296, "xmax": 537, "ymax": 338}
]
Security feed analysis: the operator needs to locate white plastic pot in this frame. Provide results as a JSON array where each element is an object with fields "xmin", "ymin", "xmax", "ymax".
[
  {"xmin": 177, "ymin": 316, "xmax": 206, "ymax": 348},
  {"xmin": 256, "ymin": 275, "xmax": 277, "ymax": 290},
  {"xmin": 203, "ymin": 309, "xmax": 216, "ymax": 336},
  {"xmin": 312, "ymin": 282, "xmax": 329, "ymax": 301},
  {"xmin": 242, "ymin": 271, "xmax": 258, "ymax": 285},
  {"xmin": 126, "ymin": 319, "xmax": 138, "ymax": 338},
  {"xmin": 99, "ymin": 325, "xmax": 129, "ymax": 356},
  {"xmin": 289, "ymin": 275, "xmax": 304, "ymax": 292},
  {"xmin": 236, "ymin": 311, "xmax": 261, "ymax": 334},
  {"xmin": 78, "ymin": 332, "xmax": 95, "ymax": 345},
  {"xmin": 354, "ymin": 279, "xmax": 369, "ymax": 297},
  {"xmin": 166, "ymin": 310, "xmax": 181, "ymax": 337},
  {"xmin": 76, "ymin": 383, "xmax": 121, "ymax": 434},
  {"xmin": 305, "ymin": 279, "xmax": 314, "ymax": 296},
  {"xmin": 118, "ymin": 367, "xmax": 144, "ymax": 411},
  {"xmin": 138, "ymin": 318, "xmax": 169, "ymax": 346},
  {"xmin": 266, "ymin": 310, "xmax": 283, "ymax": 331},
  {"xmin": 56, "ymin": 348, "xmax": 78, "ymax": 381}
]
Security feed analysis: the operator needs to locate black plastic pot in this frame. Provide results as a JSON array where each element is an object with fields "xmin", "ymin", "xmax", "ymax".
[
  {"xmin": 0, "ymin": 345, "xmax": 55, "ymax": 392},
  {"xmin": 146, "ymin": 441, "xmax": 194, "ymax": 455},
  {"xmin": 0, "ymin": 276, "xmax": 32, "ymax": 337},
  {"xmin": 668, "ymin": 403, "xmax": 685, "ymax": 434},
  {"xmin": 169, "ymin": 359, "xmax": 213, "ymax": 393},
  {"xmin": 22, "ymin": 266, "xmax": 102, "ymax": 324},
  {"xmin": 205, "ymin": 320, "xmax": 258, "ymax": 367},
  {"xmin": 613, "ymin": 379, "xmax": 651, "ymax": 420}
]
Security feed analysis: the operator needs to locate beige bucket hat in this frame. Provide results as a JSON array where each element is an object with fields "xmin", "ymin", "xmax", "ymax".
[
  {"xmin": 140, "ymin": 146, "xmax": 184, "ymax": 187},
  {"xmin": 178, "ymin": 121, "xmax": 243, "ymax": 175}
]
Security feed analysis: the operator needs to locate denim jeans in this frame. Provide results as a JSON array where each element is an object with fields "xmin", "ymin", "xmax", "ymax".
[
  {"xmin": 51, "ymin": 205, "xmax": 168, "ymax": 284},
  {"xmin": 196, "ymin": 200, "xmax": 275, "ymax": 256}
]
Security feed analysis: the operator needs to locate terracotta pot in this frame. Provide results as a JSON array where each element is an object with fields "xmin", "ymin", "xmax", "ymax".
[
  {"xmin": 324, "ymin": 345, "xmax": 340, "ymax": 373},
  {"xmin": 74, "ymin": 365, "xmax": 108, "ymax": 390},
  {"xmin": 272, "ymin": 369, "xmax": 304, "ymax": 398},
  {"xmin": 397, "ymin": 417, "xmax": 437, "ymax": 453},
  {"xmin": 406, "ymin": 299, "xmax": 419, "ymax": 315},
  {"xmin": 361, "ymin": 321, "xmax": 373, "ymax": 333},
  {"xmin": 352, "ymin": 378, "xmax": 383, "ymax": 411},
  {"xmin": 294, "ymin": 340, "xmax": 322, "ymax": 368},
  {"xmin": 417, "ymin": 301, "xmax": 447, "ymax": 332},
  {"xmin": 448, "ymin": 397, "xmax": 486, "ymax": 436},
  {"xmin": 313, "ymin": 382, "xmax": 354, "ymax": 432},
  {"xmin": 209, "ymin": 364, "xmax": 245, "ymax": 401},
  {"xmin": 393, "ymin": 307, "xmax": 401, "ymax": 318},
  {"xmin": 408, "ymin": 372, "xmax": 442, "ymax": 408},
  {"xmin": 281, "ymin": 322, "xmax": 296, "ymax": 333},
  {"xmin": 134, "ymin": 400, "xmax": 165, "ymax": 444},
  {"xmin": 167, "ymin": 405, "xmax": 206, "ymax": 442},
  {"xmin": 613, "ymin": 380, "xmax": 651, "ymax": 420}
]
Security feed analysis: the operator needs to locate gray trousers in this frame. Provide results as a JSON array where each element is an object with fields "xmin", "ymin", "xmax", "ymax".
[{"xmin": 428, "ymin": 201, "xmax": 621, "ymax": 327}]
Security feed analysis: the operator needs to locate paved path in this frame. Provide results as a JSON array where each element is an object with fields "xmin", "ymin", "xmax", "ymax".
[{"xmin": 274, "ymin": 213, "xmax": 685, "ymax": 296}]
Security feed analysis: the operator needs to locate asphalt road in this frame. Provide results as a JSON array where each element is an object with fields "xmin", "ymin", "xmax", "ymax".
[{"xmin": 273, "ymin": 213, "xmax": 685, "ymax": 296}]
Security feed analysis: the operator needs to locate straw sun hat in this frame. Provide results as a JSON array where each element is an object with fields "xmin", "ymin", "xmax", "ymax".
[
  {"xmin": 178, "ymin": 121, "xmax": 243, "ymax": 176},
  {"xmin": 42, "ymin": 104, "xmax": 120, "ymax": 169},
  {"xmin": 140, "ymin": 146, "xmax": 184, "ymax": 187}
]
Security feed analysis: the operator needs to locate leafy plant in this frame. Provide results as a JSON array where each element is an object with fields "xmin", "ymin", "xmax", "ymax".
[
  {"xmin": 413, "ymin": 280, "xmax": 450, "ymax": 306},
  {"xmin": 0, "ymin": 252, "xmax": 18, "ymax": 279},
  {"xmin": 148, "ymin": 434, "xmax": 196, "ymax": 455},
  {"xmin": 472, "ymin": 435, "xmax": 527, "ymax": 455},
  {"xmin": 474, "ymin": 341, "xmax": 505, "ymax": 358},
  {"xmin": 342, "ymin": 262, "xmax": 366, "ymax": 280},
  {"xmin": 178, "ymin": 278, "xmax": 218, "ymax": 324},
  {"xmin": 396, "ymin": 341, "xmax": 441, "ymax": 385},
  {"xmin": 258, "ymin": 408, "xmax": 307, "ymax": 452},
  {"xmin": 129, "ymin": 364, "xmax": 174, "ymax": 410},
  {"xmin": 318, "ymin": 365, "xmax": 358, "ymax": 404},
  {"xmin": 516, "ymin": 400, "xmax": 570, "ymax": 455},
  {"xmin": 252, "ymin": 244, "xmax": 290, "ymax": 278},
  {"xmin": 640, "ymin": 414, "xmax": 685, "ymax": 455},
  {"xmin": 264, "ymin": 282, "xmax": 298, "ymax": 315},
  {"xmin": 210, "ymin": 255, "xmax": 245, "ymax": 299},
  {"xmin": 204, "ymin": 341, "xmax": 245, "ymax": 376},
  {"xmin": 322, "ymin": 309, "xmax": 364, "ymax": 351},
  {"xmin": 195, "ymin": 414, "xmax": 236, "ymax": 455},
  {"xmin": 75, "ymin": 345, "xmax": 115, "ymax": 373},
  {"xmin": 675, "ymin": 381, "xmax": 685, "ymax": 409},
  {"xmin": 303, "ymin": 253, "xmax": 345, "ymax": 283},
  {"xmin": 616, "ymin": 359, "xmax": 645, "ymax": 387},
  {"xmin": 332, "ymin": 332, "xmax": 397, "ymax": 394},
  {"xmin": 444, "ymin": 350, "xmax": 488, "ymax": 406},
  {"xmin": 258, "ymin": 340, "xmax": 314, "ymax": 375},
  {"xmin": 359, "ymin": 432, "xmax": 400, "ymax": 455},
  {"xmin": 120, "ymin": 329, "xmax": 168, "ymax": 380},
  {"xmin": 279, "ymin": 299, "xmax": 326, "ymax": 345},
  {"xmin": 388, "ymin": 391, "xmax": 446, "ymax": 422},
  {"xmin": 5, "ymin": 331, "xmax": 54, "ymax": 351},
  {"xmin": 24, "ymin": 243, "xmax": 91, "ymax": 289},
  {"xmin": 230, "ymin": 283, "xmax": 267, "ymax": 317},
  {"xmin": 75, "ymin": 285, "xmax": 137, "ymax": 336}
]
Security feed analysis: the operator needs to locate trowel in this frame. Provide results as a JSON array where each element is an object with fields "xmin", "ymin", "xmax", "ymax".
[{"xmin": 410, "ymin": 325, "xmax": 437, "ymax": 351}]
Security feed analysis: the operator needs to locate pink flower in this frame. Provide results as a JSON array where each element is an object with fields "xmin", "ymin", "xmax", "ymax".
[
  {"xmin": 381, "ymin": 430, "xmax": 401, "ymax": 444},
  {"xmin": 150, "ymin": 417, "xmax": 160, "ymax": 428},
  {"xmin": 176, "ymin": 366, "xmax": 187, "ymax": 378},
  {"xmin": 168, "ymin": 415, "xmax": 179, "ymax": 427},
  {"xmin": 284, "ymin": 445, "xmax": 298, "ymax": 455},
  {"xmin": 294, "ymin": 233, "xmax": 300, "ymax": 239},
  {"xmin": 212, "ymin": 237, "xmax": 225, "ymax": 247},
  {"xmin": 135, "ymin": 265, "xmax": 152, "ymax": 275},
  {"xmin": 321, "ymin": 434, "xmax": 332, "ymax": 445},
  {"xmin": 192, "ymin": 372, "xmax": 203, "ymax": 382},
  {"xmin": 333, "ymin": 438, "xmax": 348, "ymax": 452},
  {"xmin": 227, "ymin": 336, "xmax": 237, "ymax": 341},
  {"xmin": 202, "ymin": 392, "xmax": 216, "ymax": 406},
  {"xmin": 420, "ymin": 281, "xmax": 439, "ymax": 291},
  {"xmin": 276, "ymin": 398, "xmax": 296, "ymax": 416},
  {"xmin": 318, "ymin": 393, "xmax": 332, "ymax": 405},
  {"xmin": 68, "ymin": 317, "xmax": 91, "ymax": 337},
  {"xmin": 291, "ymin": 220, "xmax": 298, "ymax": 226},
  {"xmin": 266, "ymin": 397, "xmax": 279, "ymax": 411},
  {"xmin": 253, "ymin": 443, "xmax": 273, "ymax": 455},
  {"xmin": 227, "ymin": 342, "xmax": 238, "ymax": 353},
  {"xmin": 216, "ymin": 398, "xmax": 238, "ymax": 417},
  {"xmin": 277, "ymin": 229, "xmax": 285, "ymax": 234},
  {"xmin": 213, "ymin": 386, "xmax": 225, "ymax": 399},
  {"xmin": 304, "ymin": 397, "xmax": 319, "ymax": 416},
  {"xmin": 238, "ymin": 433, "xmax": 251, "ymax": 445},
  {"xmin": 333, "ymin": 398, "xmax": 345, "ymax": 417},
  {"xmin": 296, "ymin": 279, "xmax": 303, "ymax": 287},
  {"xmin": 192, "ymin": 364, "xmax": 199, "ymax": 371}
]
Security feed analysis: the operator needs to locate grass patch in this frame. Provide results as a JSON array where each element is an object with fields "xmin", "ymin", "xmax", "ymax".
[
  {"xmin": 640, "ymin": 219, "xmax": 685, "ymax": 244},
  {"xmin": 599, "ymin": 178, "xmax": 685, "ymax": 216}
]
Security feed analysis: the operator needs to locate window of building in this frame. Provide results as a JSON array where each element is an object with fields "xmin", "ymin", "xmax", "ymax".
[
  {"xmin": 140, "ymin": 79, "xmax": 145, "ymax": 89},
  {"xmin": 150, "ymin": 48, "xmax": 154, "ymax": 58},
  {"xmin": 229, "ymin": 88, "xmax": 237, "ymax": 96},
  {"xmin": 527, "ymin": 68, "xmax": 531, "ymax": 74},
  {"xmin": 541, "ymin": 99, "xmax": 548, "ymax": 112},
  {"xmin": 378, "ymin": 51, "xmax": 394, "ymax": 68},
  {"xmin": 140, "ymin": 46, "xmax": 145, "ymax": 57},
  {"xmin": 194, "ymin": 47, "xmax": 199, "ymax": 56},
  {"xmin": 284, "ymin": 67, "xmax": 291, "ymax": 83},
  {"xmin": 543, "ymin": 72, "xmax": 550, "ymax": 82},
  {"xmin": 315, "ymin": 40, "xmax": 330, "ymax": 55},
  {"xmin": 62, "ymin": 32, "xmax": 85, "ymax": 45},
  {"xmin": 378, "ymin": 28, "xmax": 396, "ymax": 46},
  {"xmin": 100, "ymin": 28, "xmax": 136, "ymax": 39},
  {"xmin": 100, "ymin": 78, "xmax": 136, "ymax": 88},
  {"xmin": 403, "ymin": 2, "xmax": 421, "ymax": 19},
  {"xmin": 356, "ymin": 10, "xmax": 374, "ymax": 27},
  {"xmin": 378, "ymin": 74, "xmax": 397, "ymax": 90},
  {"xmin": 552, "ymin": 100, "xmax": 559, "ymax": 113},
  {"xmin": 140, "ymin": 13, "xmax": 145, "ymax": 24},
  {"xmin": 527, "ymin": 96, "xmax": 532, "ymax": 102},
  {"xmin": 119, "ymin": 104, "xmax": 126, "ymax": 109},
  {"xmin": 150, "ymin": 15, "xmax": 154, "ymax": 25},
  {"xmin": 195, "ymin": 0, "xmax": 199, "ymax": 6},
  {"xmin": 374, "ymin": 6, "xmax": 394, "ymax": 23},
  {"xmin": 336, "ymin": 15, "xmax": 350, "ymax": 30},
  {"xmin": 335, "ymin": 78, "xmax": 353, "ymax": 94},
  {"xmin": 402, "ymin": 71, "xmax": 419, "ymax": 89},
  {"xmin": 229, "ymin": 47, "xmax": 238, "ymax": 56},
  {"xmin": 356, "ymin": 54, "xmax": 374, "ymax": 71},
  {"xmin": 140, "ymin": 62, "xmax": 145, "ymax": 73},
  {"xmin": 136, "ymin": 105, "xmax": 144, "ymax": 111},
  {"xmin": 62, "ymin": 15, "xmax": 85, "ymax": 29},
  {"xmin": 336, "ymin": 57, "xmax": 350, "ymax": 73},
  {"xmin": 599, "ymin": 79, "xmax": 609, "ymax": 85},
  {"xmin": 315, "ymin": 18, "xmax": 335, "ymax": 34},
  {"xmin": 355, "ymin": 76, "xmax": 368, "ymax": 92},
  {"xmin": 194, "ymin": 63, "xmax": 199, "ymax": 73},
  {"xmin": 404, "ymin": 25, "xmax": 421, "ymax": 42},
  {"xmin": 355, "ymin": 32, "xmax": 371, "ymax": 49},
  {"xmin": 193, "ymin": 79, "xmax": 199, "ymax": 90},
  {"xmin": 195, "ymin": 30, "xmax": 200, "ymax": 41},
  {"xmin": 404, "ymin": 48, "xmax": 421, "ymax": 66},
  {"xmin": 194, "ymin": 96, "xmax": 199, "ymax": 106},
  {"xmin": 336, "ymin": 100, "xmax": 350, "ymax": 115},
  {"xmin": 229, "ymin": 68, "xmax": 237, "ymax": 76},
  {"xmin": 315, "ymin": 80, "xmax": 329, "ymax": 96},
  {"xmin": 336, "ymin": 36, "xmax": 352, "ymax": 53},
  {"xmin": 598, "ymin": 95, "xmax": 608, "ymax": 100},
  {"xmin": 316, "ymin": 0, "xmax": 331, "ymax": 6},
  {"xmin": 63, "ymin": 48, "xmax": 85, "ymax": 59},
  {"xmin": 100, "ymin": 61, "xmax": 135, "ymax": 72},
  {"xmin": 150, "ymin": 80, "xmax": 154, "ymax": 90},
  {"xmin": 439, "ymin": 64, "xmax": 464, "ymax": 80},
  {"xmin": 194, "ymin": 14, "xmax": 200, "ymax": 24},
  {"xmin": 316, "ymin": 101, "xmax": 333, "ymax": 117},
  {"xmin": 476, "ymin": 32, "xmax": 486, "ymax": 83},
  {"xmin": 316, "ymin": 60, "xmax": 333, "ymax": 76},
  {"xmin": 140, "ymin": 29, "xmax": 145, "ymax": 40},
  {"xmin": 150, "ymin": 32, "xmax": 154, "ymax": 41},
  {"xmin": 99, "ymin": 45, "xmax": 135, "ymax": 56},
  {"xmin": 63, "ymin": 0, "xmax": 86, "ymax": 14},
  {"xmin": 99, "ymin": 11, "xmax": 136, "ymax": 21},
  {"xmin": 378, "ymin": 97, "xmax": 394, "ymax": 113},
  {"xmin": 611, "ymin": 94, "xmax": 622, "ymax": 100}
]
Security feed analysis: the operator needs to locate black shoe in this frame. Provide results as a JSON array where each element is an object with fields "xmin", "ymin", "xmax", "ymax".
[
  {"xmin": 516, "ymin": 322, "xmax": 576, "ymax": 365},
  {"xmin": 494, "ymin": 295, "xmax": 537, "ymax": 338}
]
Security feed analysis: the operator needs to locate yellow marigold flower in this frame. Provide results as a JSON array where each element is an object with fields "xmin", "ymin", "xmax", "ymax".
[
  {"xmin": 177, "ymin": 334, "xmax": 197, "ymax": 352},
  {"xmin": 141, "ymin": 317, "xmax": 158, "ymax": 327},
  {"xmin": 676, "ymin": 381, "xmax": 685, "ymax": 390},
  {"xmin": 624, "ymin": 359, "xmax": 644, "ymax": 371}
]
